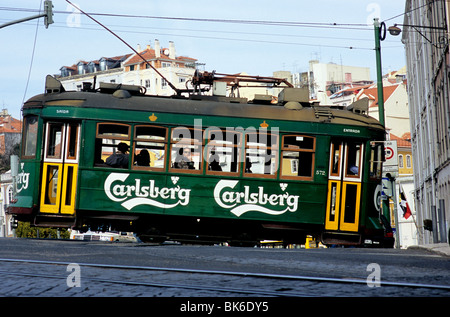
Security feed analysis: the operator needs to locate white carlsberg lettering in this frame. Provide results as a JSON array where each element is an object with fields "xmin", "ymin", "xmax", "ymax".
[
  {"xmin": 214, "ymin": 180, "xmax": 299, "ymax": 217},
  {"xmin": 16, "ymin": 163, "xmax": 30, "ymax": 193},
  {"xmin": 105, "ymin": 173, "xmax": 129, "ymax": 202},
  {"xmin": 104, "ymin": 173, "xmax": 191, "ymax": 210}
]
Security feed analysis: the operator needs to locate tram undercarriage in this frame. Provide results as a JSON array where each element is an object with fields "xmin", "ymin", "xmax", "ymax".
[
  {"xmin": 70, "ymin": 211, "xmax": 315, "ymax": 246},
  {"xmin": 13, "ymin": 208, "xmax": 394, "ymax": 248}
]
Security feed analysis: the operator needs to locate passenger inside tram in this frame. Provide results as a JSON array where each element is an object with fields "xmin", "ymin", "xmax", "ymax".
[
  {"xmin": 208, "ymin": 148, "xmax": 222, "ymax": 171},
  {"xmin": 106, "ymin": 142, "xmax": 129, "ymax": 168},
  {"xmin": 174, "ymin": 147, "xmax": 194, "ymax": 169},
  {"xmin": 135, "ymin": 149, "xmax": 150, "ymax": 166}
]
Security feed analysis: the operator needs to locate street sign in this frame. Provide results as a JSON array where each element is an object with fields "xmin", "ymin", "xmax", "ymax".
[
  {"xmin": 383, "ymin": 140, "xmax": 398, "ymax": 177},
  {"xmin": 384, "ymin": 140, "xmax": 398, "ymax": 166}
]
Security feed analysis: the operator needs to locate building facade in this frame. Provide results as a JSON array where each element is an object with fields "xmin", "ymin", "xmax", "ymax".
[
  {"xmin": 403, "ymin": 0, "xmax": 450, "ymax": 245},
  {"xmin": 329, "ymin": 78, "xmax": 410, "ymax": 139},
  {"xmin": 390, "ymin": 133, "xmax": 417, "ymax": 248},
  {"xmin": 307, "ymin": 60, "xmax": 373, "ymax": 104},
  {"xmin": 59, "ymin": 54, "xmax": 131, "ymax": 91},
  {"xmin": 123, "ymin": 40, "xmax": 197, "ymax": 95},
  {"xmin": 0, "ymin": 171, "xmax": 14, "ymax": 237},
  {"xmin": 58, "ymin": 40, "xmax": 198, "ymax": 96},
  {"xmin": 0, "ymin": 109, "xmax": 22, "ymax": 157}
]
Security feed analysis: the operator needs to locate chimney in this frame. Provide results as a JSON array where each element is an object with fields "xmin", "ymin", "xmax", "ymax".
[
  {"xmin": 169, "ymin": 41, "xmax": 176, "ymax": 59},
  {"xmin": 137, "ymin": 44, "xmax": 141, "ymax": 52},
  {"xmin": 155, "ymin": 39, "xmax": 161, "ymax": 58}
]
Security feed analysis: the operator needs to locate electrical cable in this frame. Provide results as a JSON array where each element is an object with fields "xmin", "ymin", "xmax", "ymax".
[
  {"xmin": 0, "ymin": 16, "xmax": 385, "ymax": 44},
  {"xmin": 382, "ymin": 1, "xmax": 433, "ymax": 23},
  {"xmin": 48, "ymin": 23, "xmax": 374, "ymax": 51},
  {"xmin": 0, "ymin": 6, "xmax": 372, "ymax": 30},
  {"xmin": 21, "ymin": 1, "xmax": 42, "ymax": 107},
  {"xmin": 0, "ymin": 10, "xmax": 378, "ymax": 50}
]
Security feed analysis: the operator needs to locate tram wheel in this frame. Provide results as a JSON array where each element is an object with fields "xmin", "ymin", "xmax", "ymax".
[
  {"xmin": 228, "ymin": 233, "xmax": 259, "ymax": 247},
  {"xmin": 138, "ymin": 227, "xmax": 167, "ymax": 243}
]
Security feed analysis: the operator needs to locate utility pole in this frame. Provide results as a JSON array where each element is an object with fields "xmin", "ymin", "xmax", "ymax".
[
  {"xmin": 374, "ymin": 18, "xmax": 389, "ymax": 217},
  {"xmin": 0, "ymin": 0, "xmax": 53, "ymax": 29},
  {"xmin": 374, "ymin": 18, "xmax": 399, "ymax": 246},
  {"xmin": 373, "ymin": 18, "xmax": 386, "ymax": 128},
  {"xmin": 374, "ymin": 18, "xmax": 402, "ymax": 248}
]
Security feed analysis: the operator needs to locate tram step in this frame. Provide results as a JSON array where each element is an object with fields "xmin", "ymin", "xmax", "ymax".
[
  {"xmin": 321, "ymin": 232, "xmax": 362, "ymax": 246},
  {"xmin": 34, "ymin": 214, "xmax": 76, "ymax": 228}
]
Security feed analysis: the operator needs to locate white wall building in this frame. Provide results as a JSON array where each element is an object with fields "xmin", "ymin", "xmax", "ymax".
[
  {"xmin": 364, "ymin": 82, "xmax": 410, "ymax": 139},
  {"xmin": 396, "ymin": 178, "xmax": 418, "ymax": 248},
  {"xmin": 307, "ymin": 60, "xmax": 372, "ymax": 104},
  {"xmin": 0, "ymin": 171, "xmax": 14, "ymax": 237},
  {"xmin": 403, "ymin": 0, "xmax": 450, "ymax": 245},
  {"xmin": 59, "ymin": 54, "xmax": 131, "ymax": 91},
  {"xmin": 58, "ymin": 40, "xmax": 198, "ymax": 96},
  {"xmin": 329, "ymin": 78, "xmax": 410, "ymax": 139},
  {"xmin": 122, "ymin": 40, "xmax": 197, "ymax": 96}
]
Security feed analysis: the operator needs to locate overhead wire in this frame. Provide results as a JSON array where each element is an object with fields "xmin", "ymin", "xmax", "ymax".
[
  {"xmin": 64, "ymin": 21, "xmax": 378, "ymax": 42},
  {"xmin": 0, "ymin": 2, "xmax": 407, "ymax": 108},
  {"xmin": 382, "ymin": 1, "xmax": 433, "ymax": 23},
  {"xmin": 44, "ymin": 23, "xmax": 374, "ymax": 51},
  {"xmin": 65, "ymin": 0, "xmax": 181, "ymax": 94},
  {"xmin": 0, "ymin": 5, "xmax": 383, "ymax": 51},
  {"xmin": 20, "ymin": 1, "xmax": 42, "ymax": 107},
  {"xmin": 0, "ymin": 16, "xmax": 383, "ymax": 43},
  {"xmin": 382, "ymin": 0, "xmax": 446, "ymax": 34},
  {"xmin": 0, "ymin": 6, "xmax": 372, "ymax": 30},
  {"xmin": 0, "ymin": 3, "xmax": 406, "ymax": 80}
]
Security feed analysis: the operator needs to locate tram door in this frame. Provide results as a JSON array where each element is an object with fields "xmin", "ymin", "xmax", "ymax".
[
  {"xmin": 325, "ymin": 140, "xmax": 364, "ymax": 232},
  {"xmin": 40, "ymin": 122, "xmax": 80, "ymax": 215}
]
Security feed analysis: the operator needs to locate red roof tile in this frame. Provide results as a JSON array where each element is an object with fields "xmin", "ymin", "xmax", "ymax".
[
  {"xmin": 0, "ymin": 116, "xmax": 22, "ymax": 134},
  {"xmin": 390, "ymin": 133, "xmax": 411, "ymax": 147},
  {"xmin": 124, "ymin": 48, "xmax": 197, "ymax": 66},
  {"xmin": 356, "ymin": 84, "xmax": 399, "ymax": 108},
  {"xmin": 125, "ymin": 49, "xmax": 156, "ymax": 65}
]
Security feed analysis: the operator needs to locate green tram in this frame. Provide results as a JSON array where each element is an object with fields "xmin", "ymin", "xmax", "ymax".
[{"xmin": 9, "ymin": 75, "xmax": 394, "ymax": 247}]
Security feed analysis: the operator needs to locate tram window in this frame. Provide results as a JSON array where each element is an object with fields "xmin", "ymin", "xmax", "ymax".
[
  {"xmin": 281, "ymin": 135, "xmax": 315, "ymax": 180},
  {"xmin": 97, "ymin": 123, "xmax": 130, "ymax": 138},
  {"xmin": 345, "ymin": 143, "xmax": 362, "ymax": 177},
  {"xmin": 370, "ymin": 143, "xmax": 383, "ymax": 179},
  {"xmin": 330, "ymin": 141, "xmax": 342, "ymax": 176},
  {"xmin": 65, "ymin": 166, "xmax": 74, "ymax": 205},
  {"xmin": 95, "ymin": 123, "xmax": 130, "ymax": 168},
  {"xmin": 244, "ymin": 132, "xmax": 278, "ymax": 177},
  {"xmin": 329, "ymin": 182, "xmax": 338, "ymax": 222},
  {"xmin": 205, "ymin": 129, "xmax": 242, "ymax": 174},
  {"xmin": 22, "ymin": 115, "xmax": 38, "ymax": 159},
  {"xmin": 46, "ymin": 123, "xmax": 64, "ymax": 159},
  {"xmin": 170, "ymin": 127, "xmax": 203, "ymax": 172},
  {"xmin": 44, "ymin": 165, "xmax": 59, "ymax": 205},
  {"xmin": 132, "ymin": 125, "xmax": 167, "ymax": 170},
  {"xmin": 344, "ymin": 184, "xmax": 358, "ymax": 223},
  {"xmin": 66, "ymin": 123, "xmax": 79, "ymax": 160}
]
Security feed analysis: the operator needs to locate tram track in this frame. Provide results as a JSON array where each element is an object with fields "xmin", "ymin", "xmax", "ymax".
[{"xmin": 0, "ymin": 257, "xmax": 449, "ymax": 297}]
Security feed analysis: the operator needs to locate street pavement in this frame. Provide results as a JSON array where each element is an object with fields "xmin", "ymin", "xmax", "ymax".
[
  {"xmin": 408, "ymin": 243, "xmax": 450, "ymax": 257},
  {"xmin": 0, "ymin": 238, "xmax": 448, "ymax": 300}
]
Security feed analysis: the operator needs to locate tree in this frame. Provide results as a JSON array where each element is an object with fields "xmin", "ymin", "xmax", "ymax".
[
  {"xmin": 15, "ymin": 222, "xmax": 70, "ymax": 239},
  {"xmin": 0, "ymin": 142, "xmax": 20, "ymax": 174}
]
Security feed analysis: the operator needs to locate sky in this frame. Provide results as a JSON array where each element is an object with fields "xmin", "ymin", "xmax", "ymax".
[{"xmin": 1, "ymin": 0, "xmax": 407, "ymax": 119}]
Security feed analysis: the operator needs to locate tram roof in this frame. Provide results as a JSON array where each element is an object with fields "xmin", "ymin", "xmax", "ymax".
[{"xmin": 23, "ymin": 89, "xmax": 384, "ymax": 132}]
